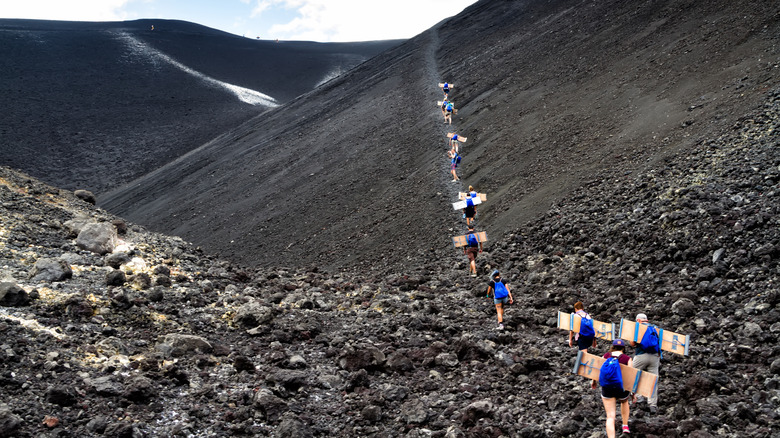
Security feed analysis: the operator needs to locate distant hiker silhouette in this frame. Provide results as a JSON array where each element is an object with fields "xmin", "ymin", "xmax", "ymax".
[
  {"xmin": 150, "ymin": 25, "xmax": 154, "ymax": 31},
  {"xmin": 486, "ymin": 270, "xmax": 512, "ymax": 329},
  {"xmin": 592, "ymin": 339, "xmax": 636, "ymax": 437}
]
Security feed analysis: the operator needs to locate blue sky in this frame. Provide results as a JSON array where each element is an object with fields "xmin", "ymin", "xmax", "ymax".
[{"xmin": 1, "ymin": 0, "xmax": 479, "ymax": 42}]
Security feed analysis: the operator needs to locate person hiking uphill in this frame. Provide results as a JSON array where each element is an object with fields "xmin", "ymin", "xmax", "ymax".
[
  {"xmin": 443, "ymin": 100, "xmax": 455, "ymax": 124},
  {"xmin": 486, "ymin": 270, "xmax": 513, "ymax": 330},
  {"xmin": 568, "ymin": 301, "xmax": 597, "ymax": 352},
  {"xmin": 463, "ymin": 224, "xmax": 481, "ymax": 276},
  {"xmin": 463, "ymin": 195, "xmax": 477, "ymax": 225},
  {"xmin": 630, "ymin": 313, "xmax": 661, "ymax": 414},
  {"xmin": 442, "ymin": 82, "xmax": 451, "ymax": 99},
  {"xmin": 591, "ymin": 339, "xmax": 636, "ymax": 437},
  {"xmin": 449, "ymin": 134, "xmax": 462, "ymax": 153},
  {"xmin": 448, "ymin": 147, "xmax": 460, "ymax": 182}
]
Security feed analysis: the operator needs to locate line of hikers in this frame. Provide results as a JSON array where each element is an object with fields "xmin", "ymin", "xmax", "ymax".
[{"xmin": 438, "ymin": 82, "xmax": 511, "ymax": 331}]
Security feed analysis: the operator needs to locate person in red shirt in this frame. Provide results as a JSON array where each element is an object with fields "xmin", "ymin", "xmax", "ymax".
[{"xmin": 591, "ymin": 339, "xmax": 636, "ymax": 437}]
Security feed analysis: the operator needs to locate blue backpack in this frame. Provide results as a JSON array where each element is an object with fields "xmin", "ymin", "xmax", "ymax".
[
  {"xmin": 466, "ymin": 198, "xmax": 474, "ymax": 208},
  {"xmin": 493, "ymin": 281, "xmax": 508, "ymax": 299},
  {"xmin": 579, "ymin": 315, "xmax": 595, "ymax": 337},
  {"xmin": 640, "ymin": 325, "xmax": 660, "ymax": 354},
  {"xmin": 599, "ymin": 357, "xmax": 623, "ymax": 388},
  {"xmin": 446, "ymin": 103, "xmax": 454, "ymax": 112},
  {"xmin": 467, "ymin": 233, "xmax": 478, "ymax": 247},
  {"xmin": 455, "ymin": 154, "xmax": 461, "ymax": 164}
]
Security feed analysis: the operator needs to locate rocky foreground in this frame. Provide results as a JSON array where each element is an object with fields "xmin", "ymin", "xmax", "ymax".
[{"xmin": 1, "ymin": 90, "xmax": 779, "ymax": 437}]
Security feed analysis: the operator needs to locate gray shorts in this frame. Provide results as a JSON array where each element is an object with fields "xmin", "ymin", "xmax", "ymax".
[{"xmin": 494, "ymin": 296, "xmax": 509, "ymax": 305}]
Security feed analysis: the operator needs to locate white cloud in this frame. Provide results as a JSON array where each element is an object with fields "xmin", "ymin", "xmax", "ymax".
[
  {"xmin": 1, "ymin": 0, "xmax": 131, "ymax": 22},
  {"xmin": 252, "ymin": 0, "xmax": 475, "ymax": 42}
]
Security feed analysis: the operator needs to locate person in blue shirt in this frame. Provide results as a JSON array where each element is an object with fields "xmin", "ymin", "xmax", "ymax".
[{"xmin": 486, "ymin": 270, "xmax": 513, "ymax": 330}]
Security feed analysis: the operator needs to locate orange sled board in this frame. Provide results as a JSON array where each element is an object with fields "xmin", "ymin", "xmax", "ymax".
[
  {"xmin": 557, "ymin": 311, "xmax": 616, "ymax": 341},
  {"xmin": 573, "ymin": 350, "xmax": 658, "ymax": 399}
]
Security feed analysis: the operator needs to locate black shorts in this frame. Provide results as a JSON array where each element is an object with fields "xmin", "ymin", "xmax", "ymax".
[
  {"xmin": 576, "ymin": 335, "xmax": 594, "ymax": 351},
  {"xmin": 601, "ymin": 385, "xmax": 630, "ymax": 401}
]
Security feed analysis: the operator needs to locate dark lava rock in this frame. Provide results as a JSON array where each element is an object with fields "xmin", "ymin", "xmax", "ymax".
[
  {"xmin": 73, "ymin": 189, "xmax": 96, "ymax": 204},
  {"xmin": 45, "ymin": 385, "xmax": 78, "ymax": 407},
  {"xmin": 0, "ymin": 282, "xmax": 30, "ymax": 307},
  {"xmin": 106, "ymin": 269, "xmax": 126, "ymax": 286}
]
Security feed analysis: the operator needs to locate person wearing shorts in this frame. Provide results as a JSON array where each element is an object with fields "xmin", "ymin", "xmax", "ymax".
[
  {"xmin": 448, "ymin": 147, "xmax": 460, "ymax": 181},
  {"xmin": 568, "ymin": 301, "xmax": 597, "ymax": 351},
  {"xmin": 591, "ymin": 339, "xmax": 636, "ymax": 437},
  {"xmin": 463, "ymin": 198, "xmax": 476, "ymax": 225},
  {"xmin": 463, "ymin": 224, "xmax": 481, "ymax": 275},
  {"xmin": 486, "ymin": 270, "xmax": 513, "ymax": 330}
]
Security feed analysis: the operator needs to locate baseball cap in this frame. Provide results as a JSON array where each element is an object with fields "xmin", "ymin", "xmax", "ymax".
[
  {"xmin": 612, "ymin": 339, "xmax": 626, "ymax": 346},
  {"xmin": 636, "ymin": 313, "xmax": 648, "ymax": 322}
]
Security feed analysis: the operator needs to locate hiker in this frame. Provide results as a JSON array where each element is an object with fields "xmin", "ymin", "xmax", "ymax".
[
  {"xmin": 448, "ymin": 148, "xmax": 460, "ymax": 182},
  {"xmin": 463, "ymin": 196, "xmax": 477, "ymax": 225},
  {"xmin": 591, "ymin": 339, "xmax": 636, "ymax": 437},
  {"xmin": 630, "ymin": 313, "xmax": 660, "ymax": 414},
  {"xmin": 449, "ymin": 134, "xmax": 462, "ymax": 153},
  {"xmin": 463, "ymin": 224, "xmax": 481, "ymax": 276},
  {"xmin": 443, "ymin": 100, "xmax": 455, "ymax": 124},
  {"xmin": 442, "ymin": 82, "xmax": 451, "ymax": 98},
  {"xmin": 486, "ymin": 270, "xmax": 513, "ymax": 330},
  {"xmin": 568, "ymin": 301, "xmax": 597, "ymax": 352}
]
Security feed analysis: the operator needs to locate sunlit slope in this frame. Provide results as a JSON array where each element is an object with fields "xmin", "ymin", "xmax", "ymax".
[{"xmin": 0, "ymin": 18, "xmax": 400, "ymax": 193}]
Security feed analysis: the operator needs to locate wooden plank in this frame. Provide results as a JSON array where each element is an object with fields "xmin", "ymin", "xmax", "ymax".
[
  {"xmin": 452, "ymin": 231, "xmax": 487, "ymax": 248},
  {"xmin": 459, "ymin": 192, "xmax": 487, "ymax": 202},
  {"xmin": 573, "ymin": 351, "xmax": 658, "ymax": 398},
  {"xmin": 447, "ymin": 133, "xmax": 467, "ymax": 142},
  {"xmin": 452, "ymin": 197, "xmax": 482, "ymax": 210},
  {"xmin": 438, "ymin": 83, "xmax": 454, "ymax": 88},
  {"xmin": 556, "ymin": 311, "xmax": 615, "ymax": 341},
  {"xmin": 618, "ymin": 318, "xmax": 690, "ymax": 356}
]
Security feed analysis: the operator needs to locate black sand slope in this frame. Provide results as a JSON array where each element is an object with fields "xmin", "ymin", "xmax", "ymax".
[
  {"xmin": 101, "ymin": 0, "xmax": 780, "ymax": 270},
  {"xmin": 0, "ymin": 18, "xmax": 400, "ymax": 193}
]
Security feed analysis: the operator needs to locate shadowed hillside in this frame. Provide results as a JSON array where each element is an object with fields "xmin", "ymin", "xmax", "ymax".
[
  {"xmin": 0, "ymin": 18, "xmax": 400, "ymax": 193},
  {"xmin": 101, "ymin": 0, "xmax": 780, "ymax": 271}
]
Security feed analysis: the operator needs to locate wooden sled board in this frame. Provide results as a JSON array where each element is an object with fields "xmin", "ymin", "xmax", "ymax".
[
  {"xmin": 459, "ymin": 192, "xmax": 487, "ymax": 202},
  {"xmin": 438, "ymin": 83, "xmax": 454, "ymax": 88},
  {"xmin": 452, "ymin": 197, "xmax": 483, "ymax": 210},
  {"xmin": 557, "ymin": 311, "xmax": 616, "ymax": 341},
  {"xmin": 452, "ymin": 231, "xmax": 487, "ymax": 248},
  {"xmin": 446, "ymin": 133, "xmax": 467, "ymax": 142},
  {"xmin": 618, "ymin": 319, "xmax": 690, "ymax": 356},
  {"xmin": 572, "ymin": 351, "xmax": 658, "ymax": 398}
]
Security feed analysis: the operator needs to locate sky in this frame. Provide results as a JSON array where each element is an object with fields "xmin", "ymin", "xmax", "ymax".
[{"xmin": 0, "ymin": 0, "xmax": 479, "ymax": 42}]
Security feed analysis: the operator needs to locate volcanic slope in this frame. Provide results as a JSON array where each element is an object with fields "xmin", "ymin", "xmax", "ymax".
[
  {"xmin": 0, "ymin": 85, "xmax": 778, "ymax": 437},
  {"xmin": 0, "ymin": 18, "xmax": 400, "ymax": 194},
  {"xmin": 101, "ymin": 0, "xmax": 780, "ymax": 271}
]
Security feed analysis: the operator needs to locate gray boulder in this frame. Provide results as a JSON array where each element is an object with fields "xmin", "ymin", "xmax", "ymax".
[
  {"xmin": 156, "ymin": 334, "xmax": 212, "ymax": 357},
  {"xmin": 29, "ymin": 258, "xmax": 72, "ymax": 283},
  {"xmin": 76, "ymin": 222, "xmax": 117, "ymax": 255}
]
